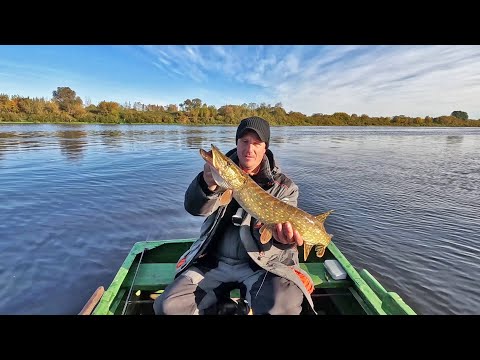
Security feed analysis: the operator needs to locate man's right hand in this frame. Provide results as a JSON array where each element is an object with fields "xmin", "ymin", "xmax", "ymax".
[{"xmin": 203, "ymin": 161, "xmax": 218, "ymax": 192}]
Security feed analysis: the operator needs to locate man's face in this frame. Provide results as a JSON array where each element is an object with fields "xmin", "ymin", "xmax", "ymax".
[{"xmin": 236, "ymin": 130, "xmax": 266, "ymax": 174}]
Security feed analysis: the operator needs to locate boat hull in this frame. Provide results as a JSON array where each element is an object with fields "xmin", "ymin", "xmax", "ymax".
[{"xmin": 90, "ymin": 238, "xmax": 416, "ymax": 315}]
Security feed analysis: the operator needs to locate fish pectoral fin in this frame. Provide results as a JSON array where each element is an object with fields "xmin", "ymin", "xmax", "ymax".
[
  {"xmin": 218, "ymin": 189, "xmax": 233, "ymax": 206},
  {"xmin": 315, "ymin": 210, "xmax": 334, "ymax": 223},
  {"xmin": 315, "ymin": 245, "xmax": 326, "ymax": 258},
  {"xmin": 259, "ymin": 224, "xmax": 266, "ymax": 234},
  {"xmin": 303, "ymin": 243, "xmax": 314, "ymax": 261},
  {"xmin": 259, "ymin": 225, "xmax": 273, "ymax": 244}
]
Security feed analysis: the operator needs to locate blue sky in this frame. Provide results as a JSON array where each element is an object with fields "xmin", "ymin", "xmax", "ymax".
[{"xmin": 1, "ymin": 45, "xmax": 480, "ymax": 119}]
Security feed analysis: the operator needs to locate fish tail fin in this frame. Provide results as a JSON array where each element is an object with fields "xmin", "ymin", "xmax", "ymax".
[
  {"xmin": 303, "ymin": 243, "xmax": 314, "ymax": 261},
  {"xmin": 315, "ymin": 244, "xmax": 326, "ymax": 258},
  {"xmin": 315, "ymin": 210, "xmax": 334, "ymax": 223}
]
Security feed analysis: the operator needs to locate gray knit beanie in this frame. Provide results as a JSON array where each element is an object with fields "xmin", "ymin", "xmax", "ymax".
[{"xmin": 235, "ymin": 116, "xmax": 271, "ymax": 148}]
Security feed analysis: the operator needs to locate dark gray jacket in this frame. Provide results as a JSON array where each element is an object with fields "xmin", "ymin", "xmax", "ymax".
[{"xmin": 176, "ymin": 148, "xmax": 316, "ymax": 312}]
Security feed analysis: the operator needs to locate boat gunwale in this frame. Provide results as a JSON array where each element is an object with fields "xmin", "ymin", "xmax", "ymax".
[{"xmin": 92, "ymin": 239, "xmax": 194, "ymax": 315}]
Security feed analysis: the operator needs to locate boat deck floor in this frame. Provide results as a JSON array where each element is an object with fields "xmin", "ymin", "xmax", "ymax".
[{"xmin": 114, "ymin": 262, "xmax": 367, "ymax": 315}]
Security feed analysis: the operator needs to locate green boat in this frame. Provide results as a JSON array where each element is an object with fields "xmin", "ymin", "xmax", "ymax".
[{"xmin": 83, "ymin": 238, "xmax": 416, "ymax": 315}]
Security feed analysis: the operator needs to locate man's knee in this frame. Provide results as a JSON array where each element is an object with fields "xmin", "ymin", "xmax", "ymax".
[
  {"xmin": 152, "ymin": 275, "xmax": 199, "ymax": 315},
  {"xmin": 251, "ymin": 275, "xmax": 304, "ymax": 315},
  {"xmin": 153, "ymin": 293, "xmax": 183, "ymax": 315},
  {"xmin": 270, "ymin": 279, "xmax": 304, "ymax": 315}
]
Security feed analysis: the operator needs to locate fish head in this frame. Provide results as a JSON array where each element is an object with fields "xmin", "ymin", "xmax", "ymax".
[{"xmin": 199, "ymin": 144, "xmax": 247, "ymax": 189}]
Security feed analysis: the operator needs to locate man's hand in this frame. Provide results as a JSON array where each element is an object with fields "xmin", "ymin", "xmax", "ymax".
[
  {"xmin": 202, "ymin": 150, "xmax": 218, "ymax": 192},
  {"xmin": 272, "ymin": 222, "xmax": 304, "ymax": 246},
  {"xmin": 203, "ymin": 163, "xmax": 218, "ymax": 191}
]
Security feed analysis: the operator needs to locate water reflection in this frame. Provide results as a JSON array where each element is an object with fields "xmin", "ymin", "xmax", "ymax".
[
  {"xmin": 0, "ymin": 130, "xmax": 47, "ymax": 158},
  {"xmin": 446, "ymin": 135, "xmax": 463, "ymax": 145},
  {"xmin": 56, "ymin": 130, "xmax": 87, "ymax": 161},
  {"xmin": 185, "ymin": 135, "xmax": 208, "ymax": 149},
  {"xmin": 97, "ymin": 130, "xmax": 123, "ymax": 149},
  {"xmin": 0, "ymin": 132, "xmax": 11, "ymax": 159}
]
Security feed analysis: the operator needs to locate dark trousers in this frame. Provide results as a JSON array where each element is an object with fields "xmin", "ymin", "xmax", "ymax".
[{"xmin": 153, "ymin": 258, "xmax": 304, "ymax": 315}]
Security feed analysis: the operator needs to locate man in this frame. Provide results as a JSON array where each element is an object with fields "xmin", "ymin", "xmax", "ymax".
[{"xmin": 153, "ymin": 116, "xmax": 316, "ymax": 315}]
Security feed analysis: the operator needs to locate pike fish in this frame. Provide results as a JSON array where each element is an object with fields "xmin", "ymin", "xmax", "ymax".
[{"xmin": 199, "ymin": 144, "xmax": 334, "ymax": 260}]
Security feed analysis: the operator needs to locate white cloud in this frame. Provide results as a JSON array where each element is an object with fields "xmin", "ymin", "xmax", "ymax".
[
  {"xmin": 4, "ymin": 45, "xmax": 479, "ymax": 119},
  {"xmin": 253, "ymin": 45, "xmax": 480, "ymax": 118}
]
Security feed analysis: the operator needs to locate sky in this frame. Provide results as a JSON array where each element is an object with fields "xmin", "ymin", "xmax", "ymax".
[{"xmin": 1, "ymin": 45, "xmax": 480, "ymax": 119}]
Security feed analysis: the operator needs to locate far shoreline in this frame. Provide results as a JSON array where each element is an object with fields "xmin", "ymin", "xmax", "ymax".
[{"xmin": 1, "ymin": 121, "xmax": 479, "ymax": 128}]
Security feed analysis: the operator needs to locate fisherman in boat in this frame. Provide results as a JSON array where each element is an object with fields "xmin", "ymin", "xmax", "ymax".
[{"xmin": 153, "ymin": 116, "xmax": 316, "ymax": 315}]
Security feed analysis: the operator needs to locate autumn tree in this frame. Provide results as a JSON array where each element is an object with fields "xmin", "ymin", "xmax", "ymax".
[
  {"xmin": 17, "ymin": 97, "xmax": 36, "ymax": 114},
  {"xmin": 52, "ymin": 87, "xmax": 84, "ymax": 116},
  {"xmin": 451, "ymin": 111, "xmax": 468, "ymax": 120},
  {"xmin": 44, "ymin": 101, "xmax": 60, "ymax": 114},
  {"xmin": 98, "ymin": 101, "xmax": 120, "ymax": 116},
  {"xmin": 191, "ymin": 98, "xmax": 202, "ymax": 109},
  {"xmin": 166, "ymin": 104, "xmax": 178, "ymax": 112},
  {"xmin": 0, "ymin": 94, "xmax": 9, "ymax": 112},
  {"xmin": 180, "ymin": 99, "xmax": 193, "ymax": 112}
]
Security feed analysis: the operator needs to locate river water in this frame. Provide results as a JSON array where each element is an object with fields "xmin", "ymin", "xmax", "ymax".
[{"xmin": 1, "ymin": 124, "xmax": 479, "ymax": 315}]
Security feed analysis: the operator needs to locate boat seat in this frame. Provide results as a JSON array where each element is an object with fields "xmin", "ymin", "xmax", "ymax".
[{"xmin": 123, "ymin": 262, "xmax": 351, "ymax": 291}]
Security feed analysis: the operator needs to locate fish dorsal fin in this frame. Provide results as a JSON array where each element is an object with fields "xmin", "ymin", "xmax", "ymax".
[
  {"xmin": 315, "ymin": 245, "xmax": 326, "ymax": 258},
  {"xmin": 218, "ymin": 189, "xmax": 233, "ymax": 206},
  {"xmin": 303, "ymin": 243, "xmax": 314, "ymax": 261},
  {"xmin": 315, "ymin": 210, "xmax": 334, "ymax": 223},
  {"xmin": 259, "ymin": 224, "xmax": 273, "ymax": 244}
]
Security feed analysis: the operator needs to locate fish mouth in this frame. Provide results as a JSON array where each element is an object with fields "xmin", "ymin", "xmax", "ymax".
[
  {"xmin": 200, "ymin": 144, "xmax": 223, "ymax": 170},
  {"xmin": 199, "ymin": 147, "xmax": 213, "ymax": 166},
  {"xmin": 210, "ymin": 144, "xmax": 222, "ymax": 161},
  {"xmin": 199, "ymin": 144, "xmax": 233, "ymax": 190}
]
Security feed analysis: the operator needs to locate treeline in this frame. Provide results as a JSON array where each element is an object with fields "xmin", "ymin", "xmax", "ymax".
[{"xmin": 0, "ymin": 87, "xmax": 478, "ymax": 127}]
